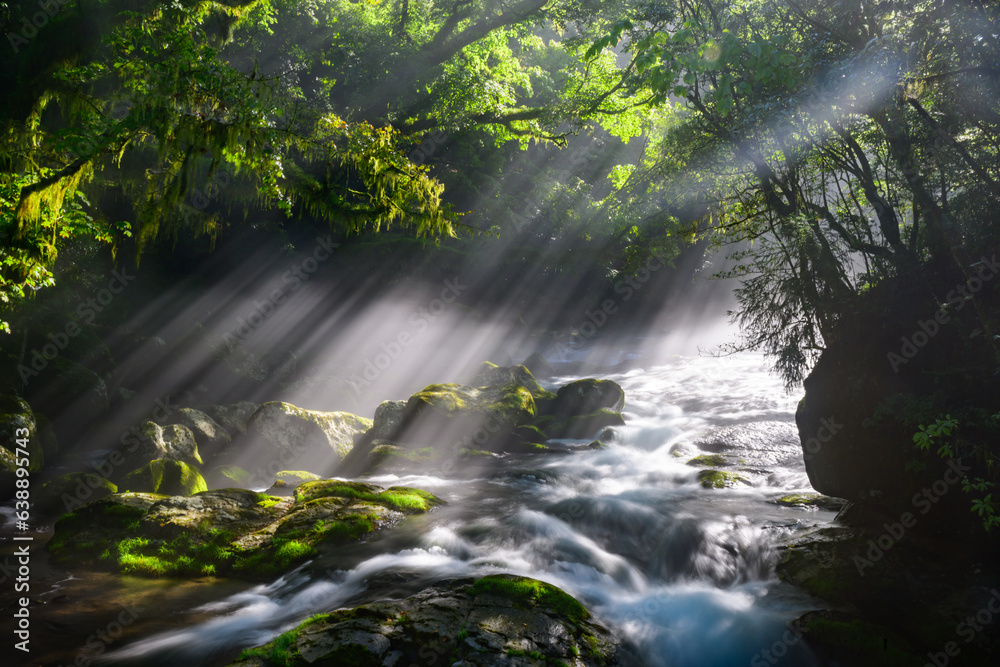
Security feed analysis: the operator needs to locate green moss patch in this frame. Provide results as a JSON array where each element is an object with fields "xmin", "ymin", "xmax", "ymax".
[
  {"xmin": 294, "ymin": 480, "xmax": 441, "ymax": 513},
  {"xmin": 48, "ymin": 481, "xmax": 441, "ymax": 580},
  {"xmin": 686, "ymin": 454, "xmax": 729, "ymax": 467},
  {"xmin": 124, "ymin": 459, "xmax": 208, "ymax": 496},
  {"xmin": 470, "ymin": 574, "xmax": 590, "ymax": 623},
  {"xmin": 697, "ymin": 469, "xmax": 751, "ymax": 489},
  {"xmin": 771, "ymin": 493, "xmax": 845, "ymax": 510}
]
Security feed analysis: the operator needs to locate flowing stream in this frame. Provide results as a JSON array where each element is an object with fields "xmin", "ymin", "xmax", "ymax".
[{"xmin": 19, "ymin": 352, "xmax": 836, "ymax": 666}]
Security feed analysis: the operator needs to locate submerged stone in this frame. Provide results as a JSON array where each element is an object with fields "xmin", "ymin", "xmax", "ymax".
[{"xmin": 697, "ymin": 469, "xmax": 751, "ymax": 489}]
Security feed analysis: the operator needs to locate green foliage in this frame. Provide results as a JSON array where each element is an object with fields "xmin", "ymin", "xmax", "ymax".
[
  {"xmin": 595, "ymin": 0, "xmax": 1000, "ymax": 385},
  {"xmin": 913, "ymin": 416, "xmax": 959, "ymax": 458},
  {"xmin": 911, "ymin": 413, "xmax": 1000, "ymax": 533}
]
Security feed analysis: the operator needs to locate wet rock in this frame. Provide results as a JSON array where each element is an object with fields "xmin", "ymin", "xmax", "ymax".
[
  {"xmin": 343, "ymin": 368, "xmax": 628, "ymax": 476},
  {"xmin": 769, "ymin": 493, "xmax": 845, "ymax": 511},
  {"xmin": 548, "ymin": 378, "xmax": 625, "ymax": 415},
  {"xmin": 686, "ymin": 454, "xmax": 730, "ymax": 467},
  {"xmin": 778, "ymin": 525, "xmax": 1000, "ymax": 664},
  {"xmin": 542, "ymin": 408, "xmax": 626, "ymax": 440},
  {"xmin": 227, "ymin": 574, "xmax": 626, "ymax": 667},
  {"xmin": 697, "ymin": 469, "xmax": 751, "ymax": 489}
]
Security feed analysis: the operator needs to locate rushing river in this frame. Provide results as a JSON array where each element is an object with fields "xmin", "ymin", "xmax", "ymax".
[{"xmin": 9, "ymin": 352, "xmax": 835, "ymax": 666}]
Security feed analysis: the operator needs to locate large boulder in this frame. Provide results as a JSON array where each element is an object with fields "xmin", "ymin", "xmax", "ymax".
[
  {"xmin": 794, "ymin": 266, "xmax": 999, "ymax": 544},
  {"xmin": 167, "ymin": 408, "xmax": 231, "ymax": 459},
  {"xmin": 237, "ymin": 402, "xmax": 372, "ymax": 475},
  {"xmin": 116, "ymin": 421, "xmax": 203, "ymax": 478},
  {"xmin": 227, "ymin": 574, "xmax": 626, "ymax": 667},
  {"xmin": 399, "ymin": 382, "xmax": 538, "ymax": 445},
  {"xmin": 548, "ymin": 378, "xmax": 625, "ymax": 415},
  {"xmin": 369, "ymin": 400, "xmax": 407, "ymax": 440}
]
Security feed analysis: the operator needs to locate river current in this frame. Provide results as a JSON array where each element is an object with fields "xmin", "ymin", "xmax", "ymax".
[{"xmin": 9, "ymin": 352, "xmax": 834, "ymax": 666}]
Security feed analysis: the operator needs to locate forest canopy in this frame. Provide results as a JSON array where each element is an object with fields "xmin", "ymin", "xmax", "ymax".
[{"xmin": 1, "ymin": 0, "xmax": 998, "ymax": 385}]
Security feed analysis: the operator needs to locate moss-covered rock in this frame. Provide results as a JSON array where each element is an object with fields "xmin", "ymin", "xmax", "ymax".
[
  {"xmin": 276, "ymin": 470, "xmax": 321, "ymax": 485},
  {"xmin": 342, "ymin": 369, "xmax": 628, "ymax": 476},
  {"xmin": 294, "ymin": 480, "xmax": 442, "ymax": 513},
  {"xmin": 35, "ymin": 471, "xmax": 117, "ymax": 516},
  {"xmin": 124, "ymin": 459, "xmax": 208, "ymax": 496},
  {"xmin": 46, "ymin": 492, "xmax": 167, "ymax": 564},
  {"xmin": 228, "ymin": 574, "xmax": 624, "ymax": 667},
  {"xmin": 697, "ymin": 469, "xmax": 751, "ymax": 489},
  {"xmin": 0, "ymin": 396, "xmax": 45, "ymax": 473},
  {"xmin": 265, "ymin": 471, "xmax": 321, "ymax": 497},
  {"xmin": 473, "ymin": 362, "xmax": 555, "ymax": 400},
  {"xmin": 115, "ymin": 421, "xmax": 203, "ymax": 480},
  {"xmin": 778, "ymin": 526, "xmax": 1000, "ymax": 663},
  {"xmin": 239, "ymin": 402, "xmax": 372, "ymax": 475},
  {"xmin": 770, "ymin": 493, "xmax": 845, "ymax": 511},
  {"xmin": 406, "ymin": 382, "xmax": 538, "ymax": 438},
  {"xmin": 686, "ymin": 454, "xmax": 730, "ymax": 467},
  {"xmin": 47, "ymin": 481, "xmax": 442, "ymax": 579},
  {"xmin": 167, "ymin": 408, "xmax": 231, "ymax": 459}
]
